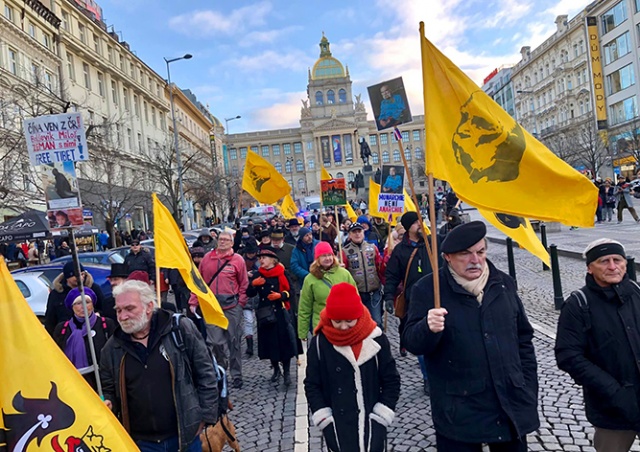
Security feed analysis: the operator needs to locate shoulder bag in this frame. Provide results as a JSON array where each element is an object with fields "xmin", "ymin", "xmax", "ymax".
[{"xmin": 394, "ymin": 248, "xmax": 418, "ymax": 318}]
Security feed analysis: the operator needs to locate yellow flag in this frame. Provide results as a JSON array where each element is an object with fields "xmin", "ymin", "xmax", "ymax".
[
  {"xmin": 479, "ymin": 209, "xmax": 550, "ymax": 265},
  {"xmin": 321, "ymin": 167, "xmax": 332, "ymax": 180},
  {"xmin": 345, "ymin": 203, "xmax": 358, "ymax": 222},
  {"xmin": 280, "ymin": 194, "xmax": 303, "ymax": 224},
  {"xmin": 420, "ymin": 25, "xmax": 598, "ymax": 227},
  {"xmin": 369, "ymin": 180, "xmax": 430, "ymax": 233},
  {"xmin": 153, "ymin": 193, "xmax": 228, "ymax": 329},
  {"xmin": 242, "ymin": 149, "xmax": 291, "ymax": 204},
  {"xmin": 404, "ymin": 190, "xmax": 418, "ymax": 213},
  {"xmin": 0, "ymin": 259, "xmax": 139, "ymax": 451}
]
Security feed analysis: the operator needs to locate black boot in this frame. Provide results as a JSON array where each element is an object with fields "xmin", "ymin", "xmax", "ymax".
[
  {"xmin": 245, "ymin": 336, "xmax": 254, "ymax": 357},
  {"xmin": 282, "ymin": 359, "xmax": 292, "ymax": 387},
  {"xmin": 270, "ymin": 360, "xmax": 281, "ymax": 382}
]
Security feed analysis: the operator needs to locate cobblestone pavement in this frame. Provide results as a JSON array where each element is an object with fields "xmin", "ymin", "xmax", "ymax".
[{"xmin": 228, "ymin": 241, "xmax": 640, "ymax": 451}]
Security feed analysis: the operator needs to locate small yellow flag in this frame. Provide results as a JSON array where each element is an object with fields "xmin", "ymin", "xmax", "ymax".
[
  {"xmin": 242, "ymin": 149, "xmax": 291, "ymax": 204},
  {"xmin": 280, "ymin": 194, "xmax": 303, "ymax": 224},
  {"xmin": 153, "ymin": 194, "xmax": 228, "ymax": 328},
  {"xmin": 345, "ymin": 203, "xmax": 358, "ymax": 222},
  {"xmin": 420, "ymin": 24, "xmax": 598, "ymax": 227},
  {"xmin": 0, "ymin": 259, "xmax": 139, "ymax": 451},
  {"xmin": 479, "ymin": 209, "xmax": 550, "ymax": 265},
  {"xmin": 321, "ymin": 167, "xmax": 332, "ymax": 181}
]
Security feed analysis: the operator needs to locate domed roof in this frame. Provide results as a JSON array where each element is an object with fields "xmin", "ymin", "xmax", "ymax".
[
  {"xmin": 210, "ymin": 114, "xmax": 222, "ymax": 128},
  {"xmin": 312, "ymin": 33, "xmax": 345, "ymax": 80}
]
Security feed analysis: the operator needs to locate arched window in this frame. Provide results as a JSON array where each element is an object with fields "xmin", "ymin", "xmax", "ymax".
[
  {"xmin": 296, "ymin": 159, "xmax": 304, "ymax": 172},
  {"xmin": 347, "ymin": 171, "xmax": 355, "ymax": 182},
  {"xmin": 315, "ymin": 91, "xmax": 323, "ymax": 106},
  {"xmin": 327, "ymin": 90, "xmax": 335, "ymax": 104},
  {"xmin": 415, "ymin": 148, "xmax": 422, "ymax": 159},
  {"xmin": 298, "ymin": 178, "xmax": 305, "ymax": 190},
  {"xmin": 404, "ymin": 148, "xmax": 411, "ymax": 161},
  {"xmin": 393, "ymin": 150, "xmax": 401, "ymax": 162},
  {"xmin": 274, "ymin": 162, "xmax": 282, "ymax": 172},
  {"xmin": 382, "ymin": 151, "xmax": 390, "ymax": 163},
  {"xmin": 308, "ymin": 159, "xmax": 315, "ymax": 170},
  {"xmin": 336, "ymin": 172, "xmax": 344, "ymax": 179},
  {"xmin": 338, "ymin": 89, "xmax": 347, "ymax": 103},
  {"xmin": 372, "ymin": 152, "xmax": 379, "ymax": 164},
  {"xmin": 285, "ymin": 160, "xmax": 292, "ymax": 173}
]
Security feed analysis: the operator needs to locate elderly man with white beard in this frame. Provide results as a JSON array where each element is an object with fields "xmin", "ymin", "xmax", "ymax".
[
  {"xmin": 100, "ymin": 280, "xmax": 218, "ymax": 452},
  {"xmin": 403, "ymin": 221, "xmax": 539, "ymax": 451}
]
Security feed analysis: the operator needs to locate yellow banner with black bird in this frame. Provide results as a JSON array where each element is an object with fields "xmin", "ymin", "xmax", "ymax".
[
  {"xmin": 0, "ymin": 260, "xmax": 139, "ymax": 452},
  {"xmin": 242, "ymin": 149, "xmax": 291, "ymax": 204},
  {"xmin": 420, "ymin": 24, "xmax": 597, "ymax": 227},
  {"xmin": 153, "ymin": 193, "xmax": 228, "ymax": 328}
]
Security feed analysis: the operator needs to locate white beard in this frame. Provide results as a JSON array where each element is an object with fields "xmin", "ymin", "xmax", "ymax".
[{"xmin": 120, "ymin": 311, "xmax": 150, "ymax": 334}]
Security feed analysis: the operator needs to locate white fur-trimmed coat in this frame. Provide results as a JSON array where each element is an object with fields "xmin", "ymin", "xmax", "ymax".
[{"xmin": 304, "ymin": 327, "xmax": 401, "ymax": 452}]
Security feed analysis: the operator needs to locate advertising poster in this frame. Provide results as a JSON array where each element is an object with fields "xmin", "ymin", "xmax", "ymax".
[
  {"xmin": 367, "ymin": 77, "xmax": 413, "ymax": 131},
  {"xmin": 321, "ymin": 178, "xmax": 347, "ymax": 206},
  {"xmin": 321, "ymin": 136, "xmax": 331, "ymax": 165},
  {"xmin": 41, "ymin": 162, "xmax": 84, "ymax": 230},
  {"xmin": 332, "ymin": 135, "xmax": 342, "ymax": 163}
]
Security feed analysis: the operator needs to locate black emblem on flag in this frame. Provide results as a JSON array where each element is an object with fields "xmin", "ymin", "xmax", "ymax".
[{"xmin": 495, "ymin": 213, "xmax": 527, "ymax": 229}]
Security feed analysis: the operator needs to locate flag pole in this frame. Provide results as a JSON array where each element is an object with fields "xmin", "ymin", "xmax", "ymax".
[
  {"xmin": 419, "ymin": 21, "xmax": 441, "ymax": 309},
  {"xmin": 156, "ymin": 266, "xmax": 162, "ymax": 308}
]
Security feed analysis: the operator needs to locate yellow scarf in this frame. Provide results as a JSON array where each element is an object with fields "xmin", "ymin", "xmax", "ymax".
[{"xmin": 448, "ymin": 264, "xmax": 490, "ymax": 304}]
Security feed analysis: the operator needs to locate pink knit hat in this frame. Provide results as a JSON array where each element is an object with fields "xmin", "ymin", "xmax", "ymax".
[{"xmin": 314, "ymin": 241, "xmax": 334, "ymax": 260}]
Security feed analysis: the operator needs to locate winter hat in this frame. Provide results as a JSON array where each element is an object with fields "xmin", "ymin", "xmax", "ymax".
[
  {"xmin": 63, "ymin": 262, "xmax": 85, "ymax": 280},
  {"xmin": 256, "ymin": 246, "xmax": 280, "ymax": 260},
  {"xmin": 356, "ymin": 215, "xmax": 371, "ymax": 228},
  {"xmin": 324, "ymin": 282, "xmax": 364, "ymax": 320},
  {"xmin": 400, "ymin": 211, "xmax": 419, "ymax": 231},
  {"xmin": 127, "ymin": 270, "xmax": 150, "ymax": 285},
  {"xmin": 243, "ymin": 240, "xmax": 259, "ymax": 255},
  {"xmin": 190, "ymin": 246, "xmax": 206, "ymax": 258},
  {"xmin": 441, "ymin": 221, "xmax": 487, "ymax": 254},
  {"xmin": 64, "ymin": 287, "xmax": 97, "ymax": 310},
  {"xmin": 314, "ymin": 241, "xmax": 334, "ymax": 260},
  {"xmin": 297, "ymin": 227, "xmax": 311, "ymax": 244}
]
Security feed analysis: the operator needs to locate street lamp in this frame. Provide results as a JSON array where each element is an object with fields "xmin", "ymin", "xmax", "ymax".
[
  {"xmin": 165, "ymin": 53, "xmax": 192, "ymax": 230},
  {"xmin": 225, "ymin": 115, "xmax": 241, "ymax": 134}
]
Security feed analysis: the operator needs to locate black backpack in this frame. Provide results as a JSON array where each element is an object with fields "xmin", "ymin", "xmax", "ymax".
[{"xmin": 169, "ymin": 314, "xmax": 229, "ymax": 419}]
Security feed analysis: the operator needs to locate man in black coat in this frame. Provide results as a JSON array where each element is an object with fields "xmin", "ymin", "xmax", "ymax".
[
  {"xmin": 404, "ymin": 221, "xmax": 539, "ymax": 451},
  {"xmin": 556, "ymin": 238, "xmax": 640, "ymax": 451},
  {"xmin": 124, "ymin": 239, "xmax": 155, "ymax": 284}
]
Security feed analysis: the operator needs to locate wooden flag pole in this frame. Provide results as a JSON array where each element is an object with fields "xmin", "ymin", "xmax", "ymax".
[
  {"xmin": 419, "ymin": 21, "xmax": 442, "ymax": 309},
  {"xmin": 156, "ymin": 265, "xmax": 162, "ymax": 308}
]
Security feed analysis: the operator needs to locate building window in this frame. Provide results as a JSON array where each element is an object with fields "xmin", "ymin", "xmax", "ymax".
[
  {"xmin": 393, "ymin": 150, "xmax": 401, "ymax": 162},
  {"xmin": 137, "ymin": 133, "xmax": 142, "ymax": 150},
  {"xmin": 380, "ymin": 134, "xmax": 388, "ymax": 145},
  {"xmin": 112, "ymin": 81, "xmax": 119, "ymax": 105},
  {"xmin": 232, "ymin": 167, "xmax": 238, "ymax": 177},
  {"xmin": 4, "ymin": 5, "xmax": 13, "ymax": 22},
  {"xmin": 67, "ymin": 52, "xmax": 76, "ymax": 82},
  {"xmin": 127, "ymin": 128, "xmax": 133, "ymax": 150},
  {"xmin": 45, "ymin": 71, "xmax": 53, "ymax": 91},
  {"xmin": 412, "ymin": 130, "xmax": 421, "ymax": 141},
  {"xmin": 307, "ymin": 141, "xmax": 313, "ymax": 150},
  {"xmin": 107, "ymin": 46, "xmax": 113, "ymax": 63},
  {"xmin": 230, "ymin": 148, "xmax": 237, "ymax": 160},
  {"xmin": 372, "ymin": 153, "xmax": 379, "ymax": 164},
  {"xmin": 61, "ymin": 10, "xmax": 69, "ymax": 30},
  {"xmin": 602, "ymin": 1, "xmax": 628, "ymax": 35},
  {"xmin": 336, "ymin": 172, "xmax": 344, "ymax": 179},
  {"xmin": 284, "ymin": 143, "xmax": 291, "ymax": 155},
  {"xmin": 152, "ymin": 107, "xmax": 157, "ymax": 126},
  {"xmin": 275, "ymin": 161, "xmax": 282, "ymax": 172},
  {"xmin": 123, "ymin": 88, "xmax": 129, "ymax": 111},
  {"xmin": 261, "ymin": 145, "xmax": 269, "ymax": 157},
  {"xmin": 315, "ymin": 91, "xmax": 323, "ymax": 105},
  {"xmin": 78, "ymin": 24, "xmax": 86, "ymax": 43},
  {"xmin": 392, "ymin": 131, "xmax": 398, "ymax": 143},
  {"xmin": 294, "ymin": 142, "xmax": 302, "ymax": 154},
  {"xmin": 296, "ymin": 159, "xmax": 304, "ymax": 172},
  {"xmin": 133, "ymin": 95, "xmax": 139, "ymax": 116},
  {"xmin": 369, "ymin": 135, "xmax": 378, "ymax": 146},
  {"xmin": 144, "ymin": 102, "xmax": 148, "ymax": 122},
  {"xmin": 93, "ymin": 34, "xmax": 101, "ymax": 54},
  {"xmin": 636, "ymin": 0, "xmax": 640, "ymax": 12},
  {"xmin": 347, "ymin": 171, "xmax": 355, "ymax": 183},
  {"xmin": 415, "ymin": 148, "xmax": 423, "ymax": 159},
  {"xmin": 327, "ymin": 90, "xmax": 335, "ymax": 104},
  {"xmin": 285, "ymin": 160, "xmax": 292, "ymax": 173},
  {"xmin": 240, "ymin": 147, "xmax": 247, "ymax": 158},
  {"xmin": 273, "ymin": 144, "xmax": 280, "ymax": 156},
  {"xmin": 298, "ymin": 179, "xmax": 305, "ymax": 191},
  {"xmin": 83, "ymin": 63, "xmax": 91, "ymax": 89},
  {"xmin": 382, "ymin": 151, "xmax": 390, "ymax": 163},
  {"xmin": 402, "ymin": 131, "xmax": 410, "ymax": 141},
  {"xmin": 43, "ymin": 33, "xmax": 51, "ymax": 49},
  {"xmin": 609, "ymin": 95, "xmax": 637, "ymax": 125},
  {"xmin": 7, "ymin": 48, "xmax": 17, "ymax": 75},
  {"xmin": 307, "ymin": 159, "xmax": 315, "ymax": 170},
  {"xmin": 28, "ymin": 23, "xmax": 36, "ymax": 38},
  {"xmin": 31, "ymin": 63, "xmax": 40, "ymax": 84},
  {"xmin": 119, "ymin": 54, "xmax": 125, "ymax": 72},
  {"xmin": 97, "ymin": 72, "xmax": 104, "ymax": 96},
  {"xmin": 339, "ymin": 89, "xmax": 347, "ymax": 103},
  {"xmin": 404, "ymin": 148, "xmax": 411, "ymax": 161},
  {"xmin": 606, "ymin": 63, "xmax": 635, "ymax": 95},
  {"xmin": 604, "ymin": 31, "xmax": 631, "ymax": 65}
]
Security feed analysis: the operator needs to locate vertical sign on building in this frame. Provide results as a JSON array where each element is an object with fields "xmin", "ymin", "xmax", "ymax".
[
  {"xmin": 331, "ymin": 135, "xmax": 342, "ymax": 164},
  {"xmin": 321, "ymin": 136, "xmax": 331, "ymax": 165},
  {"xmin": 586, "ymin": 16, "xmax": 608, "ymax": 130}
]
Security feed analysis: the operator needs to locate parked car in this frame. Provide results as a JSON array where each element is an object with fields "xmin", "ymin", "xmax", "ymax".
[
  {"xmin": 12, "ymin": 272, "xmax": 50, "ymax": 320},
  {"xmin": 51, "ymin": 251, "xmax": 125, "ymax": 266},
  {"xmin": 138, "ymin": 231, "xmax": 198, "ymax": 248},
  {"xmin": 12, "ymin": 262, "xmax": 112, "ymax": 299}
]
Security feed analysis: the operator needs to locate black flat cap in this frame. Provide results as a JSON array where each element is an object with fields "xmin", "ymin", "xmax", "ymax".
[{"xmin": 441, "ymin": 221, "xmax": 487, "ymax": 254}]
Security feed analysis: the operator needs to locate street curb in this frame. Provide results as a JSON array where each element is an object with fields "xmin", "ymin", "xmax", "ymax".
[{"xmin": 294, "ymin": 350, "xmax": 309, "ymax": 452}]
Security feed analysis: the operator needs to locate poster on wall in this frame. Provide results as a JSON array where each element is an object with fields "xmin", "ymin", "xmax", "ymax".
[
  {"xmin": 332, "ymin": 135, "xmax": 342, "ymax": 163},
  {"xmin": 41, "ymin": 162, "xmax": 84, "ymax": 230},
  {"xmin": 321, "ymin": 136, "xmax": 331, "ymax": 165},
  {"xmin": 343, "ymin": 134, "xmax": 353, "ymax": 162}
]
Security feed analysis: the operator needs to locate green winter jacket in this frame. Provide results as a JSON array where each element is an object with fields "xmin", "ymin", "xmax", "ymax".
[{"xmin": 297, "ymin": 265, "xmax": 357, "ymax": 339}]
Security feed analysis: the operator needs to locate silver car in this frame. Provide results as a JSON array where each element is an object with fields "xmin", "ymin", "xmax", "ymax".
[{"xmin": 12, "ymin": 272, "xmax": 50, "ymax": 320}]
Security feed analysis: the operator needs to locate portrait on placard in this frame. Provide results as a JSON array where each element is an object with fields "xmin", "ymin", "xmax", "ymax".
[
  {"xmin": 381, "ymin": 165, "xmax": 405, "ymax": 194},
  {"xmin": 368, "ymin": 77, "xmax": 413, "ymax": 131}
]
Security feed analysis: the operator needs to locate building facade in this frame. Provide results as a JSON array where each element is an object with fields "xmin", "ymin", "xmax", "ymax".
[{"xmin": 224, "ymin": 34, "xmax": 428, "ymax": 208}]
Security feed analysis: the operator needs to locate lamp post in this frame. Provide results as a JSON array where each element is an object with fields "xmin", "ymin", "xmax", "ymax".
[
  {"xmin": 165, "ymin": 53, "xmax": 192, "ymax": 230},
  {"xmin": 224, "ymin": 115, "xmax": 241, "ymax": 218}
]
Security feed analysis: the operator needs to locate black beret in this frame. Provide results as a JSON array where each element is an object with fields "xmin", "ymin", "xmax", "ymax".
[{"xmin": 441, "ymin": 221, "xmax": 486, "ymax": 254}]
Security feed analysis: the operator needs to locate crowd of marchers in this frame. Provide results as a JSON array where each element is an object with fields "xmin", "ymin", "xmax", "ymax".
[{"xmin": 42, "ymin": 204, "xmax": 640, "ymax": 452}]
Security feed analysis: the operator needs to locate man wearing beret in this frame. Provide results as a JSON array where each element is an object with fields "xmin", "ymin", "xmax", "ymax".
[
  {"xmin": 556, "ymin": 239, "xmax": 640, "ymax": 451},
  {"xmin": 404, "ymin": 221, "xmax": 539, "ymax": 451}
]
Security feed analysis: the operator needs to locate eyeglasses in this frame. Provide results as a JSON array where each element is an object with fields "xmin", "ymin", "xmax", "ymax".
[{"xmin": 218, "ymin": 238, "xmax": 232, "ymax": 242}]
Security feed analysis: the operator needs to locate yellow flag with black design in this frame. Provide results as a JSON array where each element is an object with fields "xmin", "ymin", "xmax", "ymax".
[
  {"xmin": 420, "ymin": 25, "xmax": 597, "ymax": 227},
  {"xmin": 280, "ymin": 194, "xmax": 303, "ymax": 224},
  {"xmin": 478, "ymin": 209, "xmax": 550, "ymax": 265},
  {"xmin": 242, "ymin": 149, "xmax": 291, "ymax": 204},
  {"xmin": 0, "ymin": 260, "xmax": 139, "ymax": 451},
  {"xmin": 152, "ymin": 193, "xmax": 228, "ymax": 328}
]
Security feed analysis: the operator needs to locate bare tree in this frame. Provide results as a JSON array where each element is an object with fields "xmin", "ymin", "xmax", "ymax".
[
  {"xmin": 542, "ymin": 131, "xmax": 581, "ymax": 168},
  {"xmin": 572, "ymin": 119, "xmax": 608, "ymax": 177}
]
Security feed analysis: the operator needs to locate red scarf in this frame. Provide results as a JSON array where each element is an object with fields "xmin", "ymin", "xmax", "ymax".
[
  {"xmin": 314, "ymin": 308, "xmax": 377, "ymax": 360},
  {"xmin": 258, "ymin": 264, "xmax": 291, "ymax": 309}
]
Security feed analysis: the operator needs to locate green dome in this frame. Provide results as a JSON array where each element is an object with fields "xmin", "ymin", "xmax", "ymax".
[{"xmin": 311, "ymin": 33, "xmax": 345, "ymax": 80}]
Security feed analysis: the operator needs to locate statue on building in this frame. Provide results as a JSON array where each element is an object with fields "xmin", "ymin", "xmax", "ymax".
[
  {"xmin": 354, "ymin": 94, "xmax": 366, "ymax": 113},
  {"xmin": 359, "ymin": 137, "xmax": 372, "ymax": 165},
  {"xmin": 301, "ymin": 99, "xmax": 312, "ymax": 118}
]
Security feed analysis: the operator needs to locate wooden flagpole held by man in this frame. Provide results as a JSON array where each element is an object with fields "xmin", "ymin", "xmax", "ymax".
[{"xmin": 394, "ymin": 127, "xmax": 440, "ymax": 308}]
